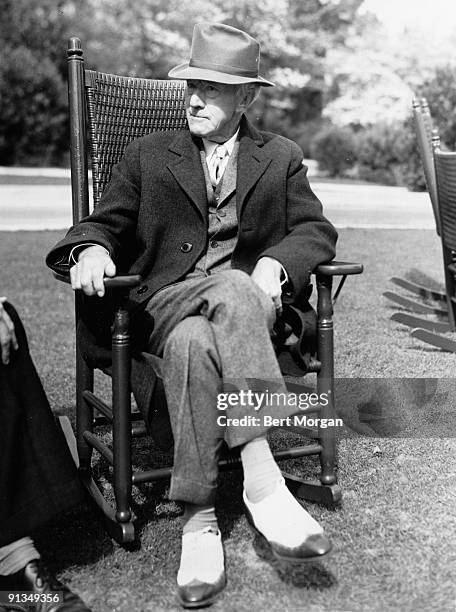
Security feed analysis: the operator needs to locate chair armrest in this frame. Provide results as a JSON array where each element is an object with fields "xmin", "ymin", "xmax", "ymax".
[
  {"xmin": 315, "ymin": 260, "xmax": 363, "ymax": 276},
  {"xmin": 52, "ymin": 271, "xmax": 142, "ymax": 290}
]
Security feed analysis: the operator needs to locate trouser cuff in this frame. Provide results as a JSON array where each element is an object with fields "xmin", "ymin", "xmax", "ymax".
[{"xmin": 169, "ymin": 476, "xmax": 217, "ymax": 505}]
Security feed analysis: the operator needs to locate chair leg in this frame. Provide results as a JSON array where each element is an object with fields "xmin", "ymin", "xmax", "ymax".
[
  {"xmin": 80, "ymin": 470, "xmax": 135, "ymax": 544},
  {"xmin": 111, "ymin": 306, "xmax": 133, "ymax": 526},
  {"xmin": 76, "ymin": 344, "xmax": 94, "ymax": 472},
  {"xmin": 316, "ymin": 274, "xmax": 337, "ymax": 486}
]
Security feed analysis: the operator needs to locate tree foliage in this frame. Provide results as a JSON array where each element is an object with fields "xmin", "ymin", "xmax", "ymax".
[
  {"xmin": 310, "ymin": 125, "xmax": 357, "ymax": 177},
  {"xmin": 0, "ymin": 0, "xmax": 83, "ymax": 164},
  {"xmin": 418, "ymin": 65, "xmax": 456, "ymax": 151},
  {"xmin": 0, "ymin": 0, "xmax": 368, "ymax": 165},
  {"xmin": 0, "ymin": 46, "xmax": 66, "ymax": 165}
]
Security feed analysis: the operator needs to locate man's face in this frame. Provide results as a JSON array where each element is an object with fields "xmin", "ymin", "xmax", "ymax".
[{"xmin": 185, "ymin": 80, "xmax": 242, "ymax": 142}]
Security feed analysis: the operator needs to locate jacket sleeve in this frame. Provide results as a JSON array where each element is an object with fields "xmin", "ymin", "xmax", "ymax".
[
  {"xmin": 259, "ymin": 140, "xmax": 337, "ymax": 296},
  {"xmin": 46, "ymin": 139, "xmax": 142, "ymax": 273}
]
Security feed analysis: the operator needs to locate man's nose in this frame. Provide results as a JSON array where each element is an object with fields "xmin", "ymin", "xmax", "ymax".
[{"xmin": 189, "ymin": 91, "xmax": 205, "ymax": 108}]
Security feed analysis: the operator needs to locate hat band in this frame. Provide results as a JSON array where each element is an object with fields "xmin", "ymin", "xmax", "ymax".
[{"xmin": 189, "ymin": 57, "xmax": 259, "ymax": 78}]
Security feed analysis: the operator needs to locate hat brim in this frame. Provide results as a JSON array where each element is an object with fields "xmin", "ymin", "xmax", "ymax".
[{"xmin": 168, "ymin": 62, "xmax": 274, "ymax": 87}]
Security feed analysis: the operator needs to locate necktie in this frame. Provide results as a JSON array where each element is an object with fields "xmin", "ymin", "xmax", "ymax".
[{"xmin": 210, "ymin": 145, "xmax": 228, "ymax": 186}]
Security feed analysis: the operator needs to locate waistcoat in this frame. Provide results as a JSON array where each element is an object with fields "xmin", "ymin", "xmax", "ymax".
[{"xmin": 185, "ymin": 140, "xmax": 239, "ymax": 280}]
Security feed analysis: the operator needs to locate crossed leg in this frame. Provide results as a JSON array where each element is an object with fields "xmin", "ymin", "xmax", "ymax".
[{"xmin": 144, "ymin": 270, "xmax": 331, "ymax": 607}]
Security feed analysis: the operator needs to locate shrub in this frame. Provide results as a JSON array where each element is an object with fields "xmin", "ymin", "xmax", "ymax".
[
  {"xmin": 291, "ymin": 118, "xmax": 331, "ymax": 158},
  {"xmin": 310, "ymin": 125, "xmax": 357, "ymax": 176},
  {"xmin": 351, "ymin": 65, "xmax": 456, "ymax": 191},
  {"xmin": 0, "ymin": 45, "xmax": 67, "ymax": 166},
  {"xmin": 354, "ymin": 120, "xmax": 426, "ymax": 190},
  {"xmin": 355, "ymin": 122, "xmax": 401, "ymax": 186}
]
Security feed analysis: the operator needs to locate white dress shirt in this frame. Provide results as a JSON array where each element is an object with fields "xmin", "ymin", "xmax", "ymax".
[{"xmin": 202, "ymin": 129, "xmax": 239, "ymax": 187}]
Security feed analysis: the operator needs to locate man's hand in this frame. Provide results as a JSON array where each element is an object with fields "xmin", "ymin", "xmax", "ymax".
[
  {"xmin": 0, "ymin": 297, "xmax": 18, "ymax": 365},
  {"xmin": 70, "ymin": 245, "xmax": 116, "ymax": 297},
  {"xmin": 250, "ymin": 257, "xmax": 283, "ymax": 314}
]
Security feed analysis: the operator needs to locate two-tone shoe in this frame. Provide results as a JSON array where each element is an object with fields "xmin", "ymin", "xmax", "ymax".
[
  {"xmin": 0, "ymin": 560, "xmax": 91, "ymax": 611},
  {"xmin": 176, "ymin": 527, "xmax": 226, "ymax": 608},
  {"xmin": 243, "ymin": 478, "xmax": 332, "ymax": 563}
]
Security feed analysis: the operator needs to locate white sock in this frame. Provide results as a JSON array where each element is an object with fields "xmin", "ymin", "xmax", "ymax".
[
  {"xmin": 240, "ymin": 436, "xmax": 282, "ymax": 503},
  {"xmin": 0, "ymin": 537, "xmax": 40, "ymax": 575},
  {"xmin": 182, "ymin": 503, "xmax": 218, "ymax": 535}
]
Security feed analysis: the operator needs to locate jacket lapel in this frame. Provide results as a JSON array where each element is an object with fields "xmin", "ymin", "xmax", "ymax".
[
  {"xmin": 236, "ymin": 117, "xmax": 272, "ymax": 217},
  {"xmin": 166, "ymin": 118, "xmax": 271, "ymax": 219},
  {"xmin": 217, "ymin": 140, "xmax": 239, "ymax": 205},
  {"xmin": 167, "ymin": 131, "xmax": 207, "ymax": 219}
]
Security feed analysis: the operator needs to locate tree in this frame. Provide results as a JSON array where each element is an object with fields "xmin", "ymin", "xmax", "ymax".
[
  {"xmin": 0, "ymin": 0, "xmax": 369, "ymax": 164},
  {"xmin": 78, "ymin": 0, "xmax": 368, "ymax": 135}
]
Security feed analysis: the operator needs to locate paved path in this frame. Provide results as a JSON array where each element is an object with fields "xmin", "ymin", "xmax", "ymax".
[{"xmin": 0, "ymin": 174, "xmax": 435, "ymax": 231}]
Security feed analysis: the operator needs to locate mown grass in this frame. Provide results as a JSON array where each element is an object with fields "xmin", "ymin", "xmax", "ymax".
[{"xmin": 1, "ymin": 229, "xmax": 455, "ymax": 612}]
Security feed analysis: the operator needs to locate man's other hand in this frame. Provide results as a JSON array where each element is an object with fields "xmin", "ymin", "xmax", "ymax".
[
  {"xmin": 250, "ymin": 257, "xmax": 283, "ymax": 314},
  {"xmin": 0, "ymin": 297, "xmax": 19, "ymax": 364},
  {"xmin": 70, "ymin": 245, "xmax": 116, "ymax": 297}
]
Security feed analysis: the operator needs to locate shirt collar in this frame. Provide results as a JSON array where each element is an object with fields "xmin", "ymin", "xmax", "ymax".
[{"xmin": 202, "ymin": 128, "xmax": 240, "ymax": 160}]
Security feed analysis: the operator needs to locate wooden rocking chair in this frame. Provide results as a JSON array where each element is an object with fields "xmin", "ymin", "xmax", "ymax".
[
  {"xmin": 50, "ymin": 37, "xmax": 363, "ymax": 544},
  {"xmin": 408, "ymin": 144, "xmax": 456, "ymax": 351},
  {"xmin": 384, "ymin": 98, "xmax": 454, "ymax": 341}
]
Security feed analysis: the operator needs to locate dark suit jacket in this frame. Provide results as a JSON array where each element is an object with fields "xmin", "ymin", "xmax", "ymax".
[
  {"xmin": 46, "ymin": 118, "xmax": 337, "ymax": 440},
  {"xmin": 46, "ymin": 116, "xmax": 337, "ymax": 307}
]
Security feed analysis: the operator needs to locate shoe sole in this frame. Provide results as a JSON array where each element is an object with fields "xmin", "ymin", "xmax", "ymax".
[{"xmin": 244, "ymin": 503, "xmax": 333, "ymax": 564}]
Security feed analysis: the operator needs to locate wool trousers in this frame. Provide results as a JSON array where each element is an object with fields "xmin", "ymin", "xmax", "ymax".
[
  {"xmin": 0, "ymin": 303, "xmax": 83, "ymax": 547},
  {"xmin": 144, "ymin": 270, "xmax": 298, "ymax": 505}
]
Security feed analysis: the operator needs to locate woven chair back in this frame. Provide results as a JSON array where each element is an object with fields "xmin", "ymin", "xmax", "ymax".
[
  {"xmin": 85, "ymin": 70, "xmax": 187, "ymax": 206},
  {"xmin": 434, "ymin": 149, "xmax": 456, "ymax": 251}
]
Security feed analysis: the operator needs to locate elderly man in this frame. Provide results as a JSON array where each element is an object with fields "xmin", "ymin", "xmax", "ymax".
[
  {"xmin": 47, "ymin": 23, "xmax": 337, "ymax": 608},
  {"xmin": 0, "ymin": 298, "xmax": 90, "ymax": 612}
]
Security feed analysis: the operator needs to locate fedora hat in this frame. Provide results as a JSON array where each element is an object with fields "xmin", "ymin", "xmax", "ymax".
[{"xmin": 168, "ymin": 22, "xmax": 274, "ymax": 87}]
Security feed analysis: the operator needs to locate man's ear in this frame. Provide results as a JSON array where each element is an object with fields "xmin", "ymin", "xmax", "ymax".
[{"xmin": 235, "ymin": 85, "xmax": 254, "ymax": 112}]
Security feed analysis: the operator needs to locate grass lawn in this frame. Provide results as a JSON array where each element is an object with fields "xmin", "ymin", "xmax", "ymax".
[{"xmin": 1, "ymin": 229, "xmax": 455, "ymax": 612}]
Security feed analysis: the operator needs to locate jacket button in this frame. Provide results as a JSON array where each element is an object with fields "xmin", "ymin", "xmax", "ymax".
[
  {"xmin": 210, "ymin": 240, "xmax": 218, "ymax": 248},
  {"xmin": 137, "ymin": 285, "xmax": 148, "ymax": 294},
  {"xmin": 180, "ymin": 242, "xmax": 193, "ymax": 253}
]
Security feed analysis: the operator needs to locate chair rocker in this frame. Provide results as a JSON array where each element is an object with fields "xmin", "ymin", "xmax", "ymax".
[{"xmin": 53, "ymin": 37, "xmax": 363, "ymax": 544}]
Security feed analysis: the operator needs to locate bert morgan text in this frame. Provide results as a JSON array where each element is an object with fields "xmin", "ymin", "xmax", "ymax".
[{"xmin": 216, "ymin": 415, "xmax": 344, "ymax": 428}]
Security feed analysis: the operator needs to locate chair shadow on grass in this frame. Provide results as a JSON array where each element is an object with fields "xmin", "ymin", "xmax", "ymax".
[
  {"xmin": 404, "ymin": 268, "xmax": 445, "ymax": 296},
  {"xmin": 334, "ymin": 378, "xmax": 449, "ymax": 438},
  {"xmin": 33, "ymin": 499, "xmax": 115, "ymax": 573}
]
